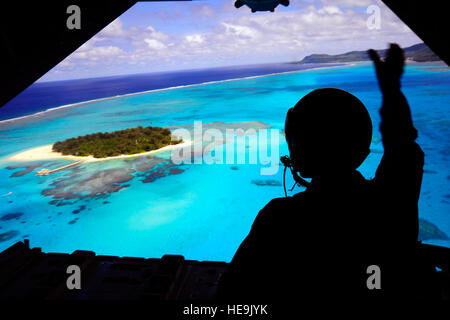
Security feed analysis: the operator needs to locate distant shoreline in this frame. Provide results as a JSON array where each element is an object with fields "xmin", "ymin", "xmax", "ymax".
[
  {"xmin": 7, "ymin": 140, "xmax": 192, "ymax": 163},
  {"xmin": 2, "ymin": 60, "xmax": 445, "ymax": 126},
  {"xmin": 0, "ymin": 63, "xmax": 345, "ymax": 125},
  {"xmin": 296, "ymin": 43, "xmax": 441, "ymax": 64}
]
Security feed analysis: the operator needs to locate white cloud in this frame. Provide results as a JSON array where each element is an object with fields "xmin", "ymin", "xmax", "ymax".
[
  {"xmin": 45, "ymin": 0, "xmax": 421, "ymax": 81},
  {"xmin": 321, "ymin": 0, "xmax": 375, "ymax": 7},
  {"xmin": 92, "ymin": 46, "xmax": 125, "ymax": 57},
  {"xmin": 99, "ymin": 18, "xmax": 127, "ymax": 37},
  {"xmin": 186, "ymin": 34, "xmax": 205, "ymax": 44},
  {"xmin": 319, "ymin": 6, "xmax": 342, "ymax": 15},
  {"xmin": 72, "ymin": 45, "xmax": 125, "ymax": 60},
  {"xmin": 145, "ymin": 26, "xmax": 170, "ymax": 42},
  {"xmin": 191, "ymin": 4, "xmax": 215, "ymax": 17},
  {"xmin": 144, "ymin": 38, "xmax": 167, "ymax": 50},
  {"xmin": 221, "ymin": 22, "xmax": 260, "ymax": 39}
]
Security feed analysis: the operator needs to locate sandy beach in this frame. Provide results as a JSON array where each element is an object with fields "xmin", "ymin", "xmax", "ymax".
[{"xmin": 7, "ymin": 140, "xmax": 192, "ymax": 162}]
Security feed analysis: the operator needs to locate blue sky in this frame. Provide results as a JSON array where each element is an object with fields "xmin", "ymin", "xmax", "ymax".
[{"xmin": 39, "ymin": 0, "xmax": 422, "ymax": 82}]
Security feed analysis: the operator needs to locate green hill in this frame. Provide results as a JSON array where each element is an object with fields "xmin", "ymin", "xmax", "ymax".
[{"xmin": 297, "ymin": 43, "xmax": 440, "ymax": 64}]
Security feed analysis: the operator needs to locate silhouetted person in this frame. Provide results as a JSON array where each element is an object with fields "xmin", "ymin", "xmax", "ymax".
[{"xmin": 218, "ymin": 44, "xmax": 434, "ymax": 304}]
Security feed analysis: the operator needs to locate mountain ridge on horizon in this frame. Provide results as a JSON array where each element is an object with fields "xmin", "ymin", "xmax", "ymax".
[{"xmin": 296, "ymin": 43, "xmax": 441, "ymax": 64}]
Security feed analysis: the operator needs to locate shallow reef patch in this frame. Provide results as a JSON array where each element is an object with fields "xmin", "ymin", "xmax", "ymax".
[
  {"xmin": 419, "ymin": 218, "xmax": 449, "ymax": 241},
  {"xmin": 72, "ymin": 205, "xmax": 87, "ymax": 214},
  {"xmin": 251, "ymin": 179, "xmax": 282, "ymax": 187},
  {"xmin": 169, "ymin": 168, "xmax": 183, "ymax": 175},
  {"xmin": 68, "ymin": 218, "xmax": 79, "ymax": 225},
  {"xmin": 0, "ymin": 212, "xmax": 24, "ymax": 221},
  {"xmin": 125, "ymin": 155, "xmax": 167, "ymax": 173},
  {"xmin": 6, "ymin": 162, "xmax": 46, "ymax": 177},
  {"xmin": 137, "ymin": 159, "xmax": 185, "ymax": 183},
  {"xmin": 0, "ymin": 230, "xmax": 19, "ymax": 242},
  {"xmin": 42, "ymin": 167, "xmax": 135, "ymax": 202}
]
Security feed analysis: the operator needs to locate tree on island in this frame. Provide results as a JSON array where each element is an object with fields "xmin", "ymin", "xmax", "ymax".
[{"xmin": 53, "ymin": 126, "xmax": 182, "ymax": 158}]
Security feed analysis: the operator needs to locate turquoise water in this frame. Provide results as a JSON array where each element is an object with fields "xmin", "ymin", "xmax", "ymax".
[{"xmin": 0, "ymin": 62, "xmax": 449, "ymax": 261}]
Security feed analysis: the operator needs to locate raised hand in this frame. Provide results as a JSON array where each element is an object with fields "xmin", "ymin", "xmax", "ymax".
[{"xmin": 368, "ymin": 43, "xmax": 405, "ymax": 94}]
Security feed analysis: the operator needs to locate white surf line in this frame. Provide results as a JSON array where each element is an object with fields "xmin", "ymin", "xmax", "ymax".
[{"xmin": 0, "ymin": 63, "xmax": 349, "ymax": 125}]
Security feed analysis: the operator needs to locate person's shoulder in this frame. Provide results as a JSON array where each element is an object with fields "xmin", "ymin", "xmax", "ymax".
[
  {"xmin": 252, "ymin": 193, "xmax": 306, "ymax": 229},
  {"xmin": 261, "ymin": 194, "xmax": 303, "ymax": 213},
  {"xmin": 264, "ymin": 196, "xmax": 292, "ymax": 209}
]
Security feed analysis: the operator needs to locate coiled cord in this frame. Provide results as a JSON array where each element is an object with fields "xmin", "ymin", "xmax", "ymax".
[{"xmin": 280, "ymin": 155, "xmax": 311, "ymax": 197}]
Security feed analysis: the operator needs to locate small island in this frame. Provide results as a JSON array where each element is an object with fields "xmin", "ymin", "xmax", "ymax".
[{"xmin": 53, "ymin": 126, "xmax": 183, "ymax": 158}]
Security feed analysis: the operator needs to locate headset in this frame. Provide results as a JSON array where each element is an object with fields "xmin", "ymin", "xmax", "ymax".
[{"xmin": 280, "ymin": 155, "xmax": 311, "ymax": 198}]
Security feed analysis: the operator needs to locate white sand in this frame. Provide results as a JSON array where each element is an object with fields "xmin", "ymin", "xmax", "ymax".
[{"xmin": 7, "ymin": 140, "xmax": 192, "ymax": 162}]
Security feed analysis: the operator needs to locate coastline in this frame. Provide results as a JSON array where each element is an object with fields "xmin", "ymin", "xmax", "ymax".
[
  {"xmin": 7, "ymin": 140, "xmax": 192, "ymax": 163},
  {"xmin": 0, "ymin": 63, "xmax": 347, "ymax": 125}
]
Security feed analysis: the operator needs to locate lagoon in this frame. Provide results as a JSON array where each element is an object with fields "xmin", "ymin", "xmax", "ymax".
[{"xmin": 0, "ymin": 62, "xmax": 449, "ymax": 261}]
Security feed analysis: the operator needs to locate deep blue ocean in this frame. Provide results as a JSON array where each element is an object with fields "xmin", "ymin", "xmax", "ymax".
[
  {"xmin": 0, "ymin": 62, "xmax": 449, "ymax": 261},
  {"xmin": 0, "ymin": 63, "xmax": 336, "ymax": 121}
]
